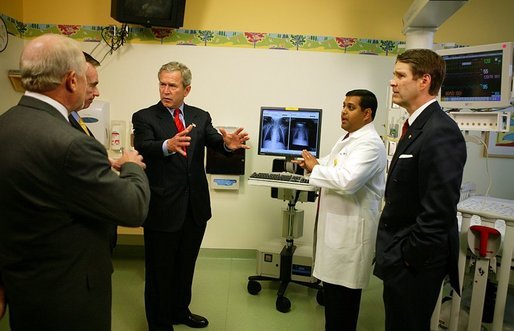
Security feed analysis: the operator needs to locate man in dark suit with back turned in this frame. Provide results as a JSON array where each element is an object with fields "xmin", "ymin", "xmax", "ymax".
[
  {"xmin": 0, "ymin": 33, "xmax": 150, "ymax": 331},
  {"xmin": 373, "ymin": 49, "xmax": 467, "ymax": 331},
  {"xmin": 132, "ymin": 61, "xmax": 249, "ymax": 331}
]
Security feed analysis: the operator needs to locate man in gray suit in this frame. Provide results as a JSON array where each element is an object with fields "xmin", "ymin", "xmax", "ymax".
[{"xmin": 0, "ymin": 34, "xmax": 150, "ymax": 331}]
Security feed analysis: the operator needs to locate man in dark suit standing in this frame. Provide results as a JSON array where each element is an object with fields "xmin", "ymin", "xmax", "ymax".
[
  {"xmin": 68, "ymin": 52, "xmax": 120, "ymax": 252},
  {"xmin": 374, "ymin": 49, "xmax": 467, "ymax": 331},
  {"xmin": 0, "ymin": 34, "xmax": 150, "ymax": 331},
  {"xmin": 132, "ymin": 61, "xmax": 249, "ymax": 331}
]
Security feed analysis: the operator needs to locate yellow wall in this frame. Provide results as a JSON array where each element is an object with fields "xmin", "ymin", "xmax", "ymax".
[
  {"xmin": 22, "ymin": 0, "xmax": 116, "ymax": 25},
  {"xmin": 0, "ymin": 1, "xmax": 23, "ymax": 20},
  {"xmin": 438, "ymin": 1, "xmax": 514, "ymax": 46},
  {"xmin": 182, "ymin": 0, "xmax": 410, "ymax": 41},
  {"xmin": 1, "ymin": 0, "xmax": 513, "ymax": 45}
]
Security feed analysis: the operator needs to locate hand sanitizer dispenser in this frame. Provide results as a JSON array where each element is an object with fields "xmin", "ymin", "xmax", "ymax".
[{"xmin": 110, "ymin": 124, "xmax": 122, "ymax": 151}]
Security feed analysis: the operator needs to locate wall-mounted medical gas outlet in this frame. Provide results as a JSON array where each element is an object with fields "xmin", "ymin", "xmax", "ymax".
[{"xmin": 449, "ymin": 112, "xmax": 511, "ymax": 132}]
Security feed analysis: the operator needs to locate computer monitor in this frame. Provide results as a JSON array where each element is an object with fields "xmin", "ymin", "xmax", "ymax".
[
  {"xmin": 437, "ymin": 42, "xmax": 513, "ymax": 109},
  {"xmin": 257, "ymin": 107, "xmax": 322, "ymax": 159}
]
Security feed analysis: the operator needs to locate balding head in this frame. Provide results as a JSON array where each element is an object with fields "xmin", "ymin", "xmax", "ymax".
[{"xmin": 20, "ymin": 34, "xmax": 87, "ymax": 112}]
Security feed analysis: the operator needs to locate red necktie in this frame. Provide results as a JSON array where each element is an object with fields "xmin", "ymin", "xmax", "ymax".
[
  {"xmin": 173, "ymin": 109, "xmax": 186, "ymax": 156},
  {"xmin": 401, "ymin": 120, "xmax": 409, "ymax": 139},
  {"xmin": 174, "ymin": 108, "xmax": 185, "ymax": 132}
]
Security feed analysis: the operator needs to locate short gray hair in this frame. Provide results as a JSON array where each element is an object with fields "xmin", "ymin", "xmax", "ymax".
[
  {"xmin": 20, "ymin": 34, "xmax": 86, "ymax": 92},
  {"xmin": 158, "ymin": 61, "xmax": 192, "ymax": 87}
]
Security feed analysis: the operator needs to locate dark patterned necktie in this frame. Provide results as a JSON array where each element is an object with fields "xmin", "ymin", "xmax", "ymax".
[{"xmin": 400, "ymin": 120, "xmax": 409, "ymax": 139}]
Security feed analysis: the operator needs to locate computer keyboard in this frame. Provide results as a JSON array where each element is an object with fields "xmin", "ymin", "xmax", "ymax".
[
  {"xmin": 458, "ymin": 196, "xmax": 514, "ymax": 221},
  {"xmin": 250, "ymin": 172, "xmax": 310, "ymax": 184},
  {"xmin": 248, "ymin": 172, "xmax": 318, "ymax": 191}
]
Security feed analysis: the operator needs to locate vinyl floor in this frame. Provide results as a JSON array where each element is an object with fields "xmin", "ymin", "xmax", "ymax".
[
  {"xmin": 1, "ymin": 247, "xmax": 513, "ymax": 331},
  {"xmin": 0, "ymin": 247, "xmax": 384, "ymax": 331}
]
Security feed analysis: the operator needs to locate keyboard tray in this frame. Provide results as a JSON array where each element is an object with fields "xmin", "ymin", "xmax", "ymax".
[{"xmin": 248, "ymin": 172, "xmax": 318, "ymax": 191}]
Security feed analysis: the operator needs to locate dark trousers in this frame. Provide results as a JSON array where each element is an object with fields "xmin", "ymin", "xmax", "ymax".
[
  {"xmin": 323, "ymin": 281, "xmax": 362, "ymax": 331},
  {"xmin": 144, "ymin": 211, "xmax": 206, "ymax": 331},
  {"xmin": 382, "ymin": 264, "xmax": 446, "ymax": 331}
]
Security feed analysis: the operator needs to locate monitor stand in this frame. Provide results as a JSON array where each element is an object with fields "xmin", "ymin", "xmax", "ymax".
[
  {"xmin": 272, "ymin": 157, "xmax": 302, "ymax": 175},
  {"xmin": 270, "ymin": 158, "xmax": 316, "ymax": 202},
  {"xmin": 284, "ymin": 156, "xmax": 297, "ymax": 174},
  {"xmin": 247, "ymin": 158, "xmax": 322, "ymax": 313}
]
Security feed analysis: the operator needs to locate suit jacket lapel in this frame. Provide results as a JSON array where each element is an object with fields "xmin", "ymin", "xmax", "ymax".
[
  {"xmin": 156, "ymin": 102, "xmax": 179, "ymax": 139},
  {"xmin": 158, "ymin": 102, "xmax": 196, "ymax": 163},
  {"xmin": 69, "ymin": 114, "xmax": 94, "ymax": 137},
  {"xmin": 183, "ymin": 104, "xmax": 199, "ymax": 164},
  {"xmin": 387, "ymin": 104, "xmax": 436, "ymax": 177},
  {"xmin": 69, "ymin": 114, "xmax": 82, "ymax": 131}
]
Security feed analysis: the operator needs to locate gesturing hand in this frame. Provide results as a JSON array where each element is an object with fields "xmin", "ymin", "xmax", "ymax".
[
  {"xmin": 220, "ymin": 127, "xmax": 250, "ymax": 151},
  {"xmin": 291, "ymin": 150, "xmax": 318, "ymax": 173},
  {"xmin": 166, "ymin": 124, "xmax": 193, "ymax": 156}
]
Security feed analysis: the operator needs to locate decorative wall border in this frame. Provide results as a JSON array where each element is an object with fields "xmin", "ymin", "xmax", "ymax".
[{"xmin": 0, "ymin": 13, "xmax": 404, "ymax": 56}]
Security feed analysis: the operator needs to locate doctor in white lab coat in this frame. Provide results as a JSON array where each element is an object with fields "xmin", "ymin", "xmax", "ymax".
[{"xmin": 294, "ymin": 89, "xmax": 386, "ymax": 331}]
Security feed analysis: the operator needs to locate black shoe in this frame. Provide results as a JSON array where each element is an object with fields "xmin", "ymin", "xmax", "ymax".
[
  {"xmin": 172, "ymin": 313, "xmax": 209, "ymax": 328},
  {"xmin": 148, "ymin": 322, "xmax": 174, "ymax": 331}
]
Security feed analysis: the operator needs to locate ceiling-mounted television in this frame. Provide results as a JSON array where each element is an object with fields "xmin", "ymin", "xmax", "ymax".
[{"xmin": 111, "ymin": 0, "xmax": 186, "ymax": 28}]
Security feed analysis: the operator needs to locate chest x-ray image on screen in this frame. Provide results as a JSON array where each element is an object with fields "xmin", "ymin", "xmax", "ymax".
[{"xmin": 258, "ymin": 107, "xmax": 322, "ymax": 159}]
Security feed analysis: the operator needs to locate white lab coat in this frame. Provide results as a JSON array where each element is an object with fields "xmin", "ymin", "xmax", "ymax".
[{"xmin": 309, "ymin": 123, "xmax": 386, "ymax": 289}]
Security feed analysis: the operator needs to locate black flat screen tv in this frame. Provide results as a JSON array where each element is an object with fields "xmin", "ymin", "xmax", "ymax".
[{"xmin": 111, "ymin": 0, "xmax": 186, "ymax": 28}]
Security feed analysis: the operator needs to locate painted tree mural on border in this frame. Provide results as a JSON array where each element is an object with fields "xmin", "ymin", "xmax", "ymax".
[
  {"xmin": 380, "ymin": 40, "xmax": 396, "ymax": 56},
  {"xmin": 244, "ymin": 32, "xmax": 266, "ymax": 48},
  {"xmin": 15, "ymin": 21, "xmax": 27, "ymax": 37},
  {"xmin": 335, "ymin": 37, "xmax": 357, "ymax": 53},
  {"xmin": 58, "ymin": 25, "xmax": 81, "ymax": 37},
  {"xmin": 151, "ymin": 28, "xmax": 173, "ymax": 44},
  {"xmin": 290, "ymin": 35, "xmax": 306, "ymax": 51},
  {"xmin": 198, "ymin": 30, "xmax": 214, "ymax": 46},
  {"xmin": 0, "ymin": 13, "xmax": 403, "ymax": 57}
]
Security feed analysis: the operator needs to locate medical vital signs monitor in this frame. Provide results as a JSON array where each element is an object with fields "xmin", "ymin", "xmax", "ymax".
[
  {"xmin": 437, "ymin": 42, "xmax": 513, "ymax": 109},
  {"xmin": 257, "ymin": 107, "xmax": 322, "ymax": 159}
]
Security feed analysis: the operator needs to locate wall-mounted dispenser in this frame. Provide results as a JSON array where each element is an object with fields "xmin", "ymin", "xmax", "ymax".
[{"xmin": 110, "ymin": 120, "xmax": 126, "ymax": 152}]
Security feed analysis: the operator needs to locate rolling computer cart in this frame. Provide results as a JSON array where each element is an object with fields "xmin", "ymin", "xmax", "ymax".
[{"xmin": 247, "ymin": 160, "xmax": 323, "ymax": 313}]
